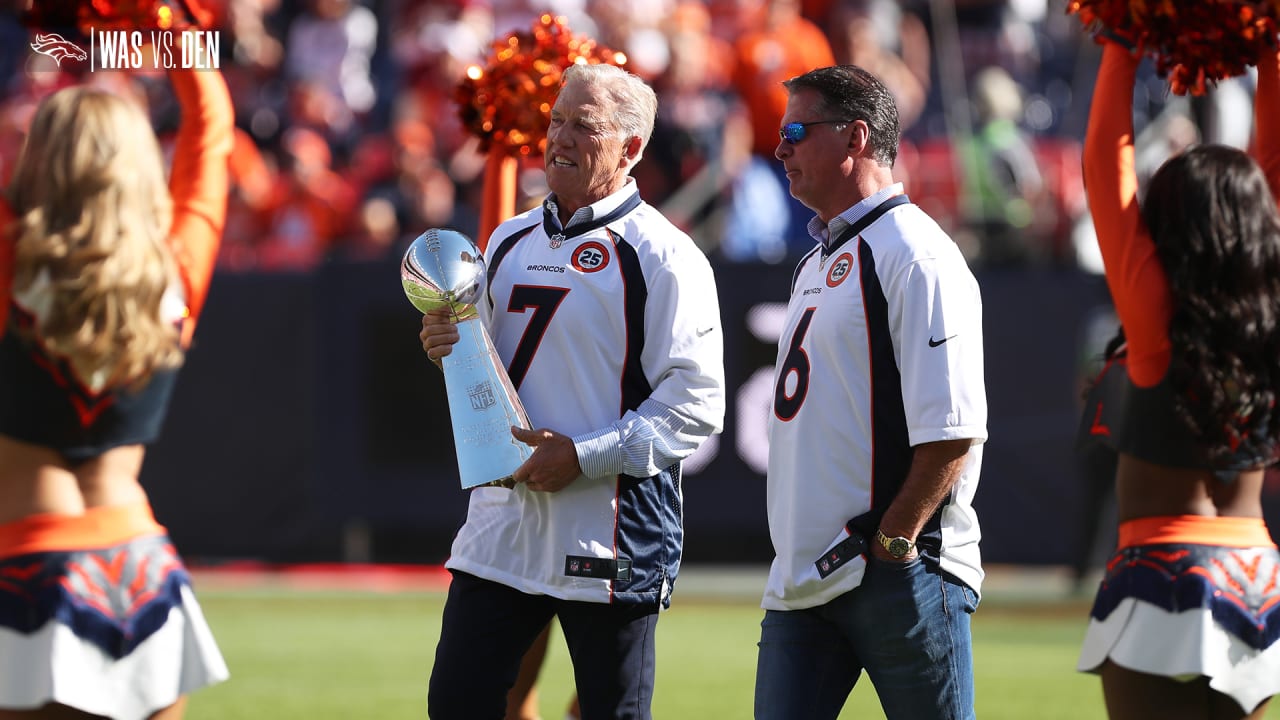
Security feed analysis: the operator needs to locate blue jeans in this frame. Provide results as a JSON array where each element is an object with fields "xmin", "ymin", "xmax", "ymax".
[{"xmin": 755, "ymin": 557, "xmax": 979, "ymax": 720}]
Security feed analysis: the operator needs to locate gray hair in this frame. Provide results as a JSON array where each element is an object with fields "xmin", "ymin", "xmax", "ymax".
[{"xmin": 560, "ymin": 62, "xmax": 657, "ymax": 164}]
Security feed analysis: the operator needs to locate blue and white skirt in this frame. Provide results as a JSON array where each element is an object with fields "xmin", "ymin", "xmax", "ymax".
[
  {"xmin": 1078, "ymin": 515, "xmax": 1280, "ymax": 713},
  {"xmin": 0, "ymin": 503, "xmax": 228, "ymax": 719}
]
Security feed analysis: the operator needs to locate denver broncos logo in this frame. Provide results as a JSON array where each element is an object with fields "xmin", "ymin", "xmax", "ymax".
[{"xmin": 30, "ymin": 33, "xmax": 87, "ymax": 66}]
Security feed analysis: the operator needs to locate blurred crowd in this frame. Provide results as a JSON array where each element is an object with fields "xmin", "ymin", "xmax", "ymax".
[{"xmin": 0, "ymin": 0, "xmax": 1247, "ymax": 270}]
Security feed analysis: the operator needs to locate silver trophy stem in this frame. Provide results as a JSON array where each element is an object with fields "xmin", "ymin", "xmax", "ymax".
[
  {"xmin": 402, "ymin": 228, "xmax": 534, "ymax": 490},
  {"xmin": 441, "ymin": 317, "xmax": 533, "ymax": 489}
]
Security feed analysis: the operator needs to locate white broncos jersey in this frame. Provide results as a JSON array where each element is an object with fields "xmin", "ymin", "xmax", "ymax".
[
  {"xmin": 763, "ymin": 194, "xmax": 987, "ymax": 611},
  {"xmin": 446, "ymin": 186, "xmax": 725, "ymax": 606}
]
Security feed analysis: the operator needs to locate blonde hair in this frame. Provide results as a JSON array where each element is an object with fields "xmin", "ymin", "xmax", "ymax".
[{"xmin": 8, "ymin": 86, "xmax": 181, "ymax": 389}]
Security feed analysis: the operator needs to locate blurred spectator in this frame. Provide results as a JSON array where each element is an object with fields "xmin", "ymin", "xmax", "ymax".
[
  {"xmin": 228, "ymin": 0, "xmax": 285, "ymax": 71},
  {"xmin": 912, "ymin": 0, "xmax": 1042, "ymax": 140},
  {"xmin": 390, "ymin": 0, "xmax": 487, "ymax": 81},
  {"xmin": 284, "ymin": 0, "xmax": 377, "ymax": 144},
  {"xmin": 826, "ymin": 0, "xmax": 930, "ymax": 132},
  {"xmin": 638, "ymin": 1, "xmax": 740, "ymax": 247},
  {"xmin": 257, "ymin": 126, "xmax": 358, "ymax": 271},
  {"xmin": 397, "ymin": 157, "xmax": 466, "ymax": 238},
  {"xmin": 724, "ymin": 0, "xmax": 836, "ymax": 261},
  {"xmin": 491, "ymin": 0, "xmax": 594, "ymax": 39},
  {"xmin": 346, "ymin": 130, "xmax": 398, "ymax": 193},
  {"xmin": 731, "ymin": 0, "xmax": 834, "ymax": 169},
  {"xmin": 957, "ymin": 64, "xmax": 1044, "ymax": 266},
  {"xmin": 287, "ymin": 77, "xmax": 356, "ymax": 154},
  {"xmin": 220, "ymin": 127, "xmax": 278, "ymax": 271},
  {"xmin": 953, "ymin": 0, "xmax": 1041, "ymax": 87},
  {"xmin": 707, "ymin": 0, "xmax": 763, "ymax": 42},
  {"xmin": 385, "ymin": 0, "xmax": 486, "ymax": 193},
  {"xmin": 341, "ymin": 194, "xmax": 402, "ymax": 262},
  {"xmin": 370, "ymin": 120, "xmax": 478, "ymax": 243},
  {"xmin": 587, "ymin": 0, "xmax": 675, "ymax": 80}
]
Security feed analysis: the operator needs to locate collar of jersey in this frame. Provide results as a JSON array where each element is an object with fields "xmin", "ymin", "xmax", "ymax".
[
  {"xmin": 823, "ymin": 193, "xmax": 910, "ymax": 258},
  {"xmin": 542, "ymin": 190, "xmax": 643, "ymax": 242}
]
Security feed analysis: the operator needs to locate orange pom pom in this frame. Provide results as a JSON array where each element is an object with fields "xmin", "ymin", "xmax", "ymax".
[
  {"xmin": 455, "ymin": 14, "xmax": 626, "ymax": 157},
  {"xmin": 1068, "ymin": 0, "xmax": 1280, "ymax": 95}
]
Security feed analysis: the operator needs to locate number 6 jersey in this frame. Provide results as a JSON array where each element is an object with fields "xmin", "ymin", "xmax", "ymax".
[{"xmin": 764, "ymin": 188, "xmax": 987, "ymax": 611}]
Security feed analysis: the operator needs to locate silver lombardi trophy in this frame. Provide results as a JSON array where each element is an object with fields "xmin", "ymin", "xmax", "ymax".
[{"xmin": 401, "ymin": 228, "xmax": 532, "ymax": 489}]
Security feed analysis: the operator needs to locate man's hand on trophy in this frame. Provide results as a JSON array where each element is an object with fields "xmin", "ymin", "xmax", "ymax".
[
  {"xmin": 510, "ymin": 427, "xmax": 583, "ymax": 493},
  {"xmin": 420, "ymin": 310, "xmax": 459, "ymax": 369}
]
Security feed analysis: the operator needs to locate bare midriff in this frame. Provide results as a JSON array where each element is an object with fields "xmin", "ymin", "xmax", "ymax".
[
  {"xmin": 1115, "ymin": 455, "xmax": 1266, "ymax": 522},
  {"xmin": 0, "ymin": 434, "xmax": 148, "ymax": 525}
]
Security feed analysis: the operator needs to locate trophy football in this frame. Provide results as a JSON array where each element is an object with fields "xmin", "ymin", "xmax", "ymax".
[{"xmin": 401, "ymin": 229, "xmax": 532, "ymax": 489}]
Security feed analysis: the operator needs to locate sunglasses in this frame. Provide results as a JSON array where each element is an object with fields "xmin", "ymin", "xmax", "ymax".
[{"xmin": 778, "ymin": 120, "xmax": 852, "ymax": 144}]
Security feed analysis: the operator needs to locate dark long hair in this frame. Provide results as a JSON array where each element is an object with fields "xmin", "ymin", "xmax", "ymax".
[{"xmin": 1142, "ymin": 144, "xmax": 1280, "ymax": 463}]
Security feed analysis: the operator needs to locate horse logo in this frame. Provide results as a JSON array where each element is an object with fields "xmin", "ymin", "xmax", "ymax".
[{"xmin": 30, "ymin": 33, "xmax": 87, "ymax": 67}]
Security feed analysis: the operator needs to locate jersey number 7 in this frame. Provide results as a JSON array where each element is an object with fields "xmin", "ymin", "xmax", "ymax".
[{"xmin": 505, "ymin": 285, "xmax": 570, "ymax": 389}]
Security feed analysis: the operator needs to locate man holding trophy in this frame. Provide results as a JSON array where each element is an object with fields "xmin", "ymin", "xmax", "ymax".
[{"xmin": 418, "ymin": 62, "xmax": 725, "ymax": 720}]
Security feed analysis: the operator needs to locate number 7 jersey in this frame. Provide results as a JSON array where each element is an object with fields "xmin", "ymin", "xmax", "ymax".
[{"xmin": 445, "ymin": 186, "xmax": 725, "ymax": 606}]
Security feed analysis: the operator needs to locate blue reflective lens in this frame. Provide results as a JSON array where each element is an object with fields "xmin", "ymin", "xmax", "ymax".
[
  {"xmin": 778, "ymin": 120, "xmax": 853, "ymax": 145},
  {"xmin": 779, "ymin": 123, "xmax": 807, "ymax": 144}
]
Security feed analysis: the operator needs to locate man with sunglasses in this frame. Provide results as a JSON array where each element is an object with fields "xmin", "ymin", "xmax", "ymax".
[{"xmin": 755, "ymin": 65, "xmax": 988, "ymax": 720}]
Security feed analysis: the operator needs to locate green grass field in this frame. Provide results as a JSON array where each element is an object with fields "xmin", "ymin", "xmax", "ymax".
[{"xmin": 181, "ymin": 570, "xmax": 1277, "ymax": 720}]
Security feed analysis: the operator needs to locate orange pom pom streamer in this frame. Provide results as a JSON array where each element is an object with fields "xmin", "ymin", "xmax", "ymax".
[
  {"xmin": 455, "ymin": 14, "xmax": 627, "ymax": 157},
  {"xmin": 1068, "ymin": 0, "xmax": 1280, "ymax": 95}
]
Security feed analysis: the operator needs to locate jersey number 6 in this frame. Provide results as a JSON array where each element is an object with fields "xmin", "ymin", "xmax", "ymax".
[{"xmin": 774, "ymin": 307, "xmax": 815, "ymax": 421}]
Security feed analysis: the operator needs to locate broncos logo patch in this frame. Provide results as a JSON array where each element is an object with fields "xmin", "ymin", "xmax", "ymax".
[{"xmin": 30, "ymin": 33, "xmax": 87, "ymax": 66}]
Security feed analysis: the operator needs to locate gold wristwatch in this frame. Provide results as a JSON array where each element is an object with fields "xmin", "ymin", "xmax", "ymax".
[{"xmin": 875, "ymin": 529, "xmax": 915, "ymax": 559}]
